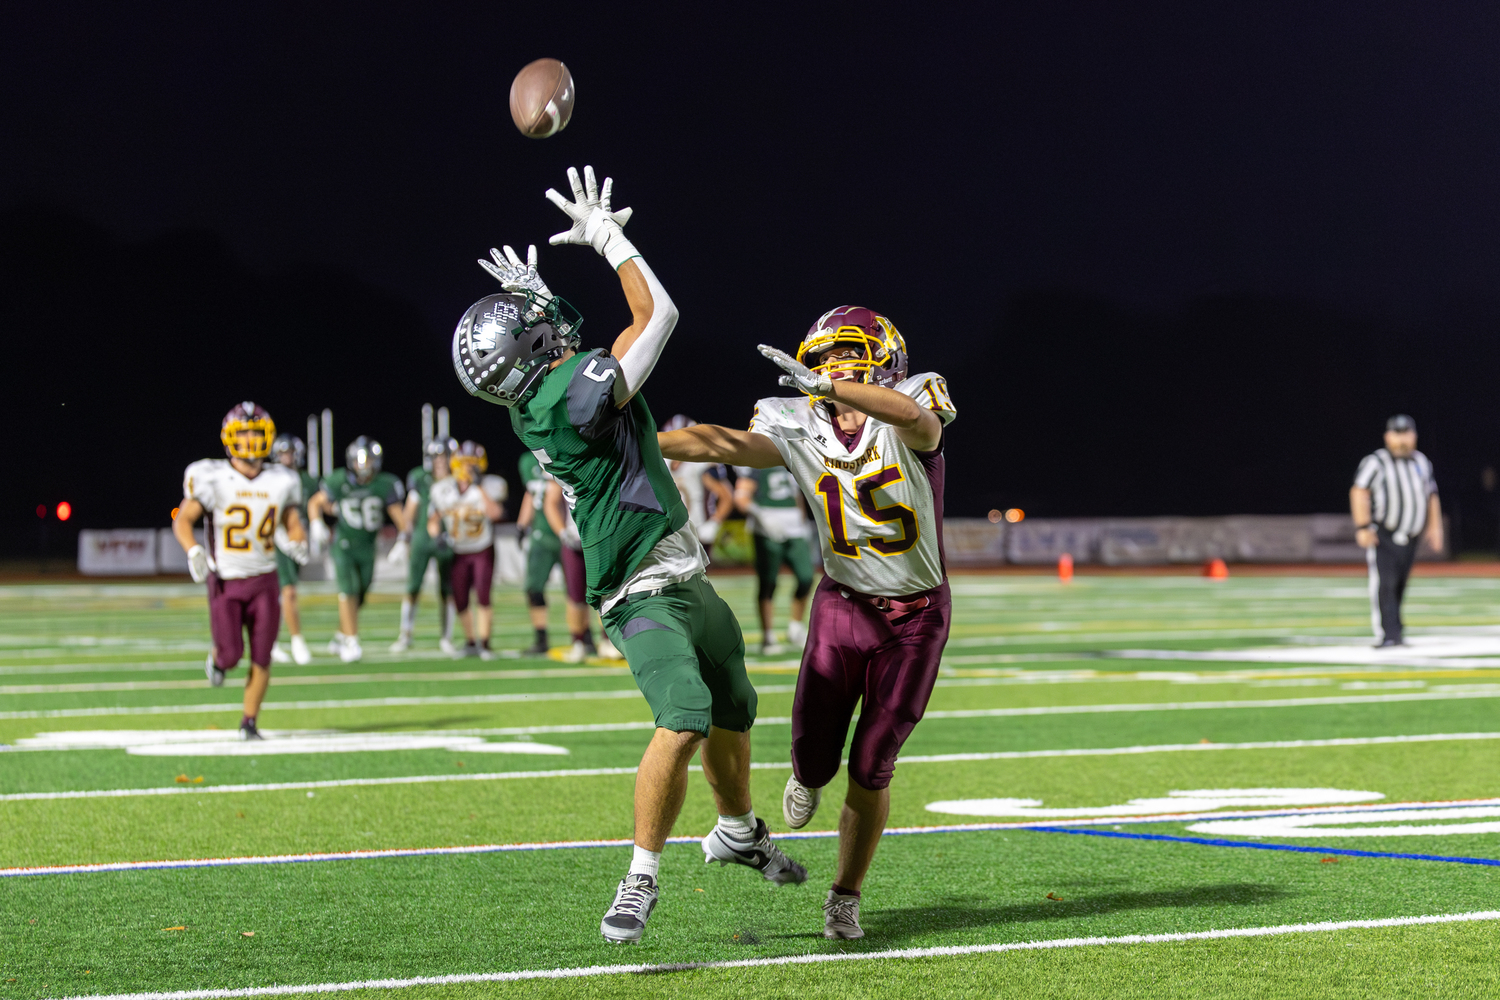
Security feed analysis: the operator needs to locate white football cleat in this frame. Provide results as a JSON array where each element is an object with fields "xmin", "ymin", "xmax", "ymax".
[
  {"xmin": 289, "ymin": 634, "xmax": 312, "ymax": 665},
  {"xmin": 823, "ymin": 890, "xmax": 863, "ymax": 939},
  {"xmin": 596, "ymin": 637, "xmax": 621, "ymax": 659},
  {"xmin": 787, "ymin": 620, "xmax": 808, "ymax": 647},
  {"xmin": 782, "ymin": 774, "xmax": 822, "ymax": 830},
  {"xmin": 600, "ymin": 873, "xmax": 658, "ymax": 944},
  {"xmin": 562, "ymin": 640, "xmax": 589, "ymax": 664},
  {"xmin": 270, "ymin": 643, "xmax": 292, "ymax": 664},
  {"xmin": 326, "ymin": 635, "xmax": 345, "ymax": 656},
  {"xmin": 389, "ymin": 634, "xmax": 412, "ymax": 653},
  {"xmin": 339, "ymin": 636, "xmax": 363, "ymax": 663},
  {"xmin": 701, "ymin": 818, "xmax": 807, "ymax": 885},
  {"xmin": 438, "ymin": 636, "xmax": 456, "ymax": 656},
  {"xmin": 760, "ymin": 641, "xmax": 786, "ymax": 657},
  {"xmin": 204, "ymin": 653, "xmax": 225, "ymax": 688}
]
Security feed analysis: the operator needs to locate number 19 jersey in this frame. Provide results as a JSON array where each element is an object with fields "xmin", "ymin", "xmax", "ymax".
[
  {"xmin": 183, "ymin": 459, "xmax": 303, "ymax": 580},
  {"xmin": 749, "ymin": 372, "xmax": 956, "ymax": 597}
]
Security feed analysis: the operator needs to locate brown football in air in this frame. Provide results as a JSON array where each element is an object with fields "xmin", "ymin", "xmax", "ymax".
[{"xmin": 509, "ymin": 58, "xmax": 575, "ymax": 139}]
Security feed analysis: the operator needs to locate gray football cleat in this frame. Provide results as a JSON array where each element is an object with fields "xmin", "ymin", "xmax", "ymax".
[
  {"xmin": 205, "ymin": 653, "xmax": 225, "ymax": 688},
  {"xmin": 823, "ymin": 890, "xmax": 864, "ymax": 939},
  {"xmin": 782, "ymin": 775, "xmax": 822, "ymax": 831},
  {"xmin": 600, "ymin": 872, "xmax": 658, "ymax": 944},
  {"xmin": 702, "ymin": 818, "xmax": 808, "ymax": 885}
]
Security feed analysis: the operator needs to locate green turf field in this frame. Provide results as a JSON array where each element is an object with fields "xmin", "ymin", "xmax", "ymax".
[{"xmin": 3, "ymin": 572, "xmax": 1500, "ymax": 999}]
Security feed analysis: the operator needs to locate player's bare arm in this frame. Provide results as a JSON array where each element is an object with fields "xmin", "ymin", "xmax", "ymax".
[
  {"xmin": 542, "ymin": 480, "xmax": 568, "ymax": 535},
  {"xmin": 760, "ymin": 345, "xmax": 942, "ymax": 452},
  {"xmin": 517, "ymin": 492, "xmax": 535, "ymax": 530},
  {"xmin": 733, "ymin": 473, "xmax": 758, "ymax": 513},
  {"xmin": 307, "ymin": 489, "xmax": 331, "ymax": 521},
  {"xmin": 1426, "ymin": 493, "xmax": 1444, "ymax": 552},
  {"xmin": 282, "ymin": 506, "xmax": 306, "ymax": 543},
  {"xmin": 704, "ymin": 471, "xmax": 734, "ymax": 524},
  {"xmin": 172, "ymin": 497, "xmax": 205, "ymax": 554},
  {"xmin": 658, "ymin": 425, "xmax": 784, "ymax": 468},
  {"xmin": 386, "ymin": 503, "xmax": 408, "ymax": 535}
]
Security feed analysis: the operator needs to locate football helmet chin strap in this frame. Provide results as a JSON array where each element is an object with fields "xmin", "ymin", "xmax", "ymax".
[{"xmin": 759, "ymin": 345, "xmax": 835, "ymax": 396}]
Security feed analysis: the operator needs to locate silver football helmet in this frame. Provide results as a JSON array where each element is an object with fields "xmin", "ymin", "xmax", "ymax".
[
  {"xmin": 271, "ymin": 433, "xmax": 306, "ymax": 469},
  {"xmin": 346, "ymin": 436, "xmax": 383, "ymax": 484},
  {"xmin": 452, "ymin": 291, "xmax": 583, "ymax": 407}
]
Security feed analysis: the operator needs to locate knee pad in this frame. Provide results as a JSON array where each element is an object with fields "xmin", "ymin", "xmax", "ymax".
[{"xmin": 526, "ymin": 590, "xmax": 547, "ymax": 608}]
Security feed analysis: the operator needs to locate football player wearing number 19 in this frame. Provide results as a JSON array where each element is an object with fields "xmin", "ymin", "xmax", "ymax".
[
  {"xmin": 453, "ymin": 167, "xmax": 805, "ymax": 945},
  {"xmin": 174, "ymin": 403, "xmax": 309, "ymax": 740},
  {"xmin": 658, "ymin": 307, "xmax": 957, "ymax": 940}
]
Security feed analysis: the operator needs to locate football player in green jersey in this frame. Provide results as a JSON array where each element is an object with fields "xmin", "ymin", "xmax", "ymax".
[
  {"xmin": 307, "ymin": 436, "xmax": 407, "ymax": 662},
  {"xmin": 453, "ymin": 168, "xmax": 805, "ymax": 944},
  {"xmin": 391, "ymin": 438, "xmax": 458, "ymax": 655},
  {"xmin": 515, "ymin": 451, "xmax": 562, "ymax": 655},
  {"xmin": 734, "ymin": 466, "xmax": 814, "ymax": 655},
  {"xmin": 269, "ymin": 433, "xmax": 319, "ymax": 665}
]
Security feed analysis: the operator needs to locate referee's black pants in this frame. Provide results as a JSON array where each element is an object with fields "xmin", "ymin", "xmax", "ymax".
[{"xmin": 1367, "ymin": 527, "xmax": 1418, "ymax": 643}]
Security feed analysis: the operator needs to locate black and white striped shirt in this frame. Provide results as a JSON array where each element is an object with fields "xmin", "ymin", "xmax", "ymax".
[{"xmin": 1353, "ymin": 449, "xmax": 1437, "ymax": 538}]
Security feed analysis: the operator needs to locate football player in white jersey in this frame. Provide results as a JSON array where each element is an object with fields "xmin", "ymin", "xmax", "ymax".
[
  {"xmin": 658, "ymin": 306, "xmax": 956, "ymax": 940},
  {"xmin": 173, "ymin": 403, "xmax": 309, "ymax": 740},
  {"xmin": 427, "ymin": 441, "xmax": 504, "ymax": 658}
]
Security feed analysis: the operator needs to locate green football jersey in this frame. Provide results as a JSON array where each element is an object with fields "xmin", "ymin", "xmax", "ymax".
[
  {"xmin": 321, "ymin": 468, "xmax": 405, "ymax": 547},
  {"xmin": 509, "ymin": 349, "xmax": 687, "ymax": 605},
  {"xmin": 751, "ymin": 467, "xmax": 799, "ymax": 508},
  {"xmin": 518, "ymin": 452, "xmax": 558, "ymax": 541},
  {"xmin": 405, "ymin": 466, "xmax": 434, "ymax": 541}
]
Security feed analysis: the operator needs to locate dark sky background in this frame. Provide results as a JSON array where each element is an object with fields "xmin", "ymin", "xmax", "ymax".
[{"xmin": 6, "ymin": 2, "xmax": 1500, "ymax": 557}]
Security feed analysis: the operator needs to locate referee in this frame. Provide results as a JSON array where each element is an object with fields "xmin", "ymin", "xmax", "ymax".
[{"xmin": 1350, "ymin": 415, "xmax": 1443, "ymax": 647}]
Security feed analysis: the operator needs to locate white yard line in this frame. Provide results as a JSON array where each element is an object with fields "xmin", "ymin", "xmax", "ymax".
[
  {"xmin": 7, "ymin": 684, "xmax": 1499, "ymax": 722},
  {"xmin": 4, "ymin": 732, "xmax": 1495, "ymax": 802},
  {"xmin": 47, "ymin": 911, "xmax": 1500, "ymax": 999},
  {"xmin": 0, "ymin": 667, "xmax": 632, "ymax": 695}
]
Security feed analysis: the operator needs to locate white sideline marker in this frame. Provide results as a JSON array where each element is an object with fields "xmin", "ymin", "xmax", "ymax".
[
  {"xmin": 4, "ymin": 731, "xmax": 1496, "ymax": 802},
  {"xmin": 47, "ymin": 911, "xmax": 1500, "ymax": 1000}
]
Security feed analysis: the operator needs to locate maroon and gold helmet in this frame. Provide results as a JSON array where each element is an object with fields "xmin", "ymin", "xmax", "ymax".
[
  {"xmin": 795, "ymin": 306, "xmax": 909, "ymax": 390},
  {"xmin": 220, "ymin": 401, "xmax": 275, "ymax": 460},
  {"xmin": 449, "ymin": 440, "xmax": 488, "ymax": 483}
]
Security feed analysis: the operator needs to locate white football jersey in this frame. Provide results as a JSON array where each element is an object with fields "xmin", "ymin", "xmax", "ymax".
[
  {"xmin": 671, "ymin": 461, "xmax": 725, "ymax": 530},
  {"xmin": 750, "ymin": 372, "xmax": 956, "ymax": 597},
  {"xmin": 183, "ymin": 459, "xmax": 302, "ymax": 580},
  {"xmin": 430, "ymin": 478, "xmax": 495, "ymax": 554}
]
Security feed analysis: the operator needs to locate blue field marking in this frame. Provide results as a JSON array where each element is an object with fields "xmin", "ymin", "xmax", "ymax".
[{"xmin": 1024, "ymin": 826, "xmax": 1500, "ymax": 866}]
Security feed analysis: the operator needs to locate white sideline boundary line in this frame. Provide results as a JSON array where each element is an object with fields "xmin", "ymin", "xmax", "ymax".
[
  {"xmin": 4, "ymin": 731, "xmax": 1496, "ymax": 802},
  {"xmin": 50, "ymin": 911, "xmax": 1500, "ymax": 999},
  {"xmin": 7, "ymin": 685, "xmax": 1500, "ymax": 722},
  {"xmin": 11, "ymin": 796, "xmax": 1500, "ymax": 877}
]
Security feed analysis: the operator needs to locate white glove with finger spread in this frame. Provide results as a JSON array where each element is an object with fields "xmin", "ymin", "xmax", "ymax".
[
  {"xmin": 309, "ymin": 518, "xmax": 330, "ymax": 557},
  {"xmin": 386, "ymin": 533, "xmax": 410, "ymax": 567},
  {"xmin": 479, "ymin": 244, "xmax": 553, "ymax": 310},
  {"xmin": 187, "ymin": 545, "xmax": 210, "ymax": 584},
  {"xmin": 758, "ymin": 344, "xmax": 833, "ymax": 396},
  {"xmin": 545, "ymin": 165, "xmax": 638, "ymax": 269}
]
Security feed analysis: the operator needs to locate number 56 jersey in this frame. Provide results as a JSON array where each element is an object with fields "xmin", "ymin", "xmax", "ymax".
[
  {"xmin": 750, "ymin": 372, "xmax": 956, "ymax": 598},
  {"xmin": 183, "ymin": 459, "xmax": 302, "ymax": 580}
]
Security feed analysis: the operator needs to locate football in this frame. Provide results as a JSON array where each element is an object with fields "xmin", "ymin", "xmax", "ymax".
[{"xmin": 509, "ymin": 58, "xmax": 575, "ymax": 139}]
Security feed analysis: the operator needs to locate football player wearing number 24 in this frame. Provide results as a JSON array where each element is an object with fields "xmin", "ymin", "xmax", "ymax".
[
  {"xmin": 452, "ymin": 167, "xmax": 807, "ymax": 945},
  {"xmin": 658, "ymin": 307, "xmax": 958, "ymax": 941},
  {"xmin": 175, "ymin": 402, "xmax": 309, "ymax": 741}
]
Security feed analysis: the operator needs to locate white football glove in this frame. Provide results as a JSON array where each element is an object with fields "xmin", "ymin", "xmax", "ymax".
[
  {"xmin": 697, "ymin": 519, "xmax": 722, "ymax": 545},
  {"xmin": 545, "ymin": 165, "xmax": 638, "ymax": 269},
  {"xmin": 308, "ymin": 517, "xmax": 330, "ymax": 557},
  {"xmin": 386, "ymin": 533, "xmax": 410, "ymax": 566},
  {"xmin": 479, "ymin": 244, "xmax": 553, "ymax": 309},
  {"xmin": 758, "ymin": 344, "xmax": 833, "ymax": 396},
  {"xmin": 275, "ymin": 527, "xmax": 311, "ymax": 567},
  {"xmin": 186, "ymin": 545, "xmax": 210, "ymax": 584}
]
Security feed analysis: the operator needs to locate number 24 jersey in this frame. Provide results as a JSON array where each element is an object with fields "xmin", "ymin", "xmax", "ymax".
[
  {"xmin": 183, "ymin": 459, "xmax": 303, "ymax": 580},
  {"xmin": 750, "ymin": 372, "xmax": 956, "ymax": 597}
]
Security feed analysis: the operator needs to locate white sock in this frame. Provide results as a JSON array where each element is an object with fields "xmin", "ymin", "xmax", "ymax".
[
  {"xmin": 718, "ymin": 810, "xmax": 757, "ymax": 841},
  {"xmin": 442, "ymin": 600, "xmax": 457, "ymax": 641},
  {"xmin": 333, "ymin": 631, "xmax": 346, "ymax": 643},
  {"xmin": 399, "ymin": 598, "xmax": 415, "ymax": 636},
  {"xmin": 629, "ymin": 844, "xmax": 660, "ymax": 879}
]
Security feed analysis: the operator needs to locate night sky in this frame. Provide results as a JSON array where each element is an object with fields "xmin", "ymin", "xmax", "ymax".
[{"xmin": 6, "ymin": 3, "xmax": 1500, "ymax": 557}]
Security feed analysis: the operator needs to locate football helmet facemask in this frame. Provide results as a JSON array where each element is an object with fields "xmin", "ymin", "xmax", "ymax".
[
  {"xmin": 453, "ymin": 290, "xmax": 583, "ymax": 408},
  {"xmin": 795, "ymin": 306, "xmax": 909, "ymax": 393},
  {"xmin": 221, "ymin": 402, "xmax": 275, "ymax": 461},
  {"xmin": 346, "ymin": 436, "xmax": 383, "ymax": 484},
  {"xmin": 450, "ymin": 440, "xmax": 488, "ymax": 483},
  {"xmin": 271, "ymin": 433, "xmax": 306, "ymax": 469}
]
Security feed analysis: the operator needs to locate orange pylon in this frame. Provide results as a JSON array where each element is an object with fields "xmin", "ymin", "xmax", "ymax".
[
  {"xmin": 1204, "ymin": 557, "xmax": 1229, "ymax": 579},
  {"xmin": 1058, "ymin": 552, "xmax": 1074, "ymax": 583}
]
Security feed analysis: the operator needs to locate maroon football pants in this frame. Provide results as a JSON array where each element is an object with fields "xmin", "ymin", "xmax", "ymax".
[
  {"xmin": 207, "ymin": 570, "xmax": 281, "ymax": 670},
  {"xmin": 450, "ymin": 544, "xmax": 495, "ymax": 612},
  {"xmin": 791, "ymin": 575, "xmax": 951, "ymax": 791}
]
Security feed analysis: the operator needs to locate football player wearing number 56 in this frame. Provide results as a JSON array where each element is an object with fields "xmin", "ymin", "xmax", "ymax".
[
  {"xmin": 427, "ymin": 440, "xmax": 504, "ymax": 659},
  {"xmin": 174, "ymin": 402, "xmax": 309, "ymax": 740},
  {"xmin": 658, "ymin": 307, "xmax": 956, "ymax": 941},
  {"xmin": 306, "ymin": 437, "xmax": 407, "ymax": 663}
]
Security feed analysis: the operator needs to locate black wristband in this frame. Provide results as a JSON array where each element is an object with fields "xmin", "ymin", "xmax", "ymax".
[{"xmin": 1355, "ymin": 523, "xmax": 1372, "ymax": 531}]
